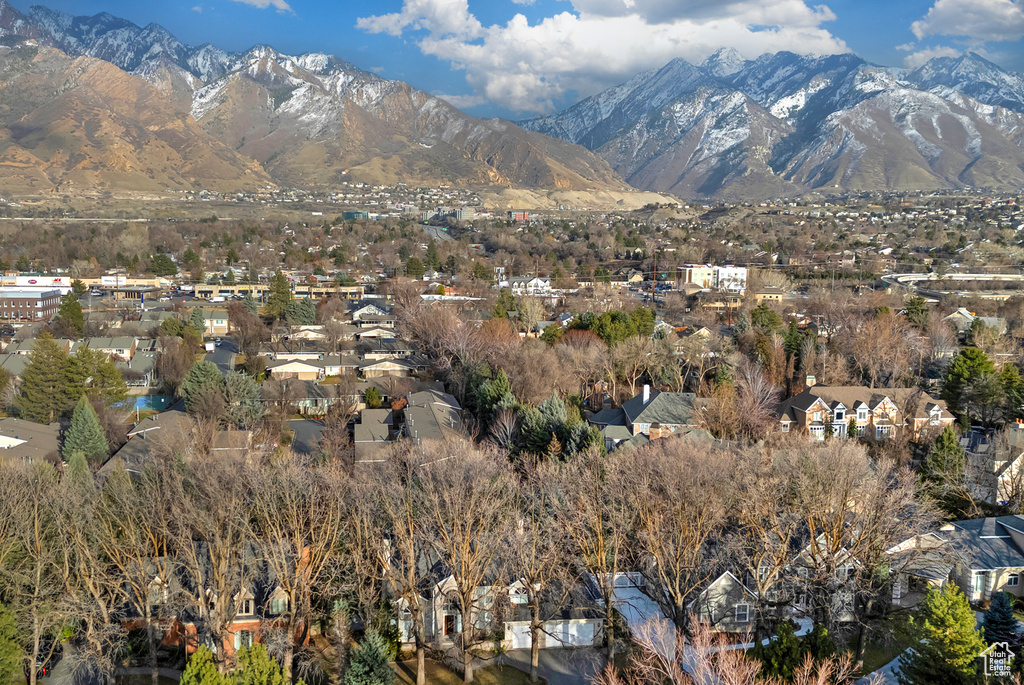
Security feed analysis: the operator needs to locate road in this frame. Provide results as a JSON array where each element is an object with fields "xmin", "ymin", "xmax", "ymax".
[
  {"xmin": 204, "ymin": 337, "xmax": 237, "ymax": 374},
  {"xmin": 289, "ymin": 418, "xmax": 324, "ymax": 456}
]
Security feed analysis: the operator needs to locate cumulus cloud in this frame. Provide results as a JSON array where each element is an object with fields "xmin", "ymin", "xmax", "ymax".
[
  {"xmin": 230, "ymin": 0, "xmax": 293, "ymax": 13},
  {"xmin": 357, "ymin": 0, "xmax": 848, "ymax": 113},
  {"xmin": 911, "ymin": 0, "xmax": 1024, "ymax": 42},
  {"xmin": 901, "ymin": 45, "xmax": 963, "ymax": 68}
]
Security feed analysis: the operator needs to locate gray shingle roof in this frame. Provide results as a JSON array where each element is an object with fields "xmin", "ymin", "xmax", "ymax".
[
  {"xmin": 951, "ymin": 516, "xmax": 1024, "ymax": 570},
  {"xmin": 621, "ymin": 389, "xmax": 698, "ymax": 427}
]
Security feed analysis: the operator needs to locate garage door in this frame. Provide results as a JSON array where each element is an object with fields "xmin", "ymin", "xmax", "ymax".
[
  {"xmin": 546, "ymin": 622, "xmax": 593, "ymax": 647},
  {"xmin": 510, "ymin": 625, "xmax": 531, "ymax": 649}
]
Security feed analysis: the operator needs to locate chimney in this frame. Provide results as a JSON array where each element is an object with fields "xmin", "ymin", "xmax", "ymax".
[
  {"xmin": 805, "ymin": 375, "xmax": 816, "ymax": 388},
  {"xmin": 642, "ymin": 385, "xmax": 650, "ymax": 404}
]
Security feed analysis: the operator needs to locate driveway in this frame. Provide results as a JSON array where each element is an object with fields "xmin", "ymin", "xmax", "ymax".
[
  {"xmin": 499, "ymin": 648, "xmax": 604, "ymax": 685},
  {"xmin": 204, "ymin": 337, "xmax": 237, "ymax": 374},
  {"xmin": 289, "ymin": 418, "xmax": 324, "ymax": 456}
]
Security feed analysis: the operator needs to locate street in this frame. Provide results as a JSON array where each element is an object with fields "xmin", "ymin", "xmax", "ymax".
[{"xmin": 204, "ymin": 337, "xmax": 237, "ymax": 374}]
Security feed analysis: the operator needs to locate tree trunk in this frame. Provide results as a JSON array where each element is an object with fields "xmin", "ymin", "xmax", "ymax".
[
  {"xmin": 462, "ymin": 622, "xmax": 474, "ymax": 683},
  {"xmin": 147, "ymin": 607, "xmax": 159, "ymax": 685},
  {"xmin": 415, "ymin": 619, "xmax": 426, "ymax": 685},
  {"xmin": 604, "ymin": 579, "xmax": 615, "ymax": 662},
  {"xmin": 530, "ymin": 599, "xmax": 541, "ymax": 683},
  {"xmin": 283, "ymin": 642, "xmax": 294, "ymax": 683}
]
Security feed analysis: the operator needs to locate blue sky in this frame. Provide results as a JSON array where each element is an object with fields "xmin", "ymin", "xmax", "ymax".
[{"xmin": 20, "ymin": 0, "xmax": 1024, "ymax": 117}]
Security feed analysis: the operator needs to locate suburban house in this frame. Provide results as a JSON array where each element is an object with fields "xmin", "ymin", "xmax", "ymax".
[
  {"xmin": 353, "ymin": 409, "xmax": 394, "ymax": 463},
  {"xmin": 588, "ymin": 386, "xmax": 701, "ymax": 450},
  {"xmin": 774, "ymin": 385, "xmax": 954, "ymax": 441},
  {"xmin": 402, "ymin": 390, "xmax": 463, "ymax": 444},
  {"xmin": 690, "ymin": 572, "xmax": 758, "ymax": 633},
  {"xmin": 86, "ymin": 336, "xmax": 138, "ymax": 361},
  {"xmin": 266, "ymin": 359, "xmax": 325, "ymax": 381},
  {"xmin": 944, "ymin": 308, "xmax": 1009, "ymax": 337},
  {"xmin": 203, "ymin": 309, "xmax": 230, "ymax": 337},
  {"xmin": 507, "ymin": 277, "xmax": 552, "ymax": 296},
  {"xmin": 396, "ymin": 564, "xmax": 602, "ymax": 652},
  {"xmin": 948, "ymin": 516, "xmax": 1024, "ymax": 604},
  {"xmin": 0, "ymin": 418, "xmax": 60, "ymax": 464},
  {"xmin": 963, "ymin": 422, "xmax": 1024, "ymax": 505}
]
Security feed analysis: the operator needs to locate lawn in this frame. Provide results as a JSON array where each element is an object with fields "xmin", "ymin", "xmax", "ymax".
[{"xmin": 394, "ymin": 658, "xmax": 544, "ymax": 685}]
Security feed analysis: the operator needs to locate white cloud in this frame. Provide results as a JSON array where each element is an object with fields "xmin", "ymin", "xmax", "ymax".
[
  {"xmin": 230, "ymin": 0, "xmax": 293, "ymax": 13},
  {"xmin": 911, "ymin": 0, "xmax": 1024, "ymax": 42},
  {"xmin": 192, "ymin": 5, "xmax": 203, "ymax": 12},
  {"xmin": 357, "ymin": 0, "xmax": 848, "ymax": 113},
  {"xmin": 902, "ymin": 45, "xmax": 962, "ymax": 68},
  {"xmin": 433, "ymin": 93, "xmax": 489, "ymax": 109}
]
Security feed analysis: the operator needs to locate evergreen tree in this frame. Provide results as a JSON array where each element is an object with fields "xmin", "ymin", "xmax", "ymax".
[
  {"xmin": 364, "ymin": 386, "xmax": 383, "ymax": 409},
  {"xmin": 15, "ymin": 332, "xmax": 71, "ymax": 423},
  {"xmin": 983, "ymin": 592, "xmax": 1018, "ymax": 645},
  {"xmin": 62, "ymin": 396, "xmax": 109, "ymax": 466},
  {"xmin": 802, "ymin": 621, "xmax": 835, "ymax": 660},
  {"xmin": 55, "ymin": 292, "xmax": 84, "ymax": 337},
  {"xmin": 1001, "ymin": 363, "xmax": 1024, "ymax": 423},
  {"xmin": 189, "ymin": 307, "xmax": 206, "ymax": 335},
  {"xmin": 71, "ymin": 279, "xmax": 87, "ymax": 297},
  {"xmin": 898, "ymin": 584, "xmax": 985, "ymax": 685},
  {"xmin": 752, "ymin": 620, "xmax": 803, "ymax": 681},
  {"xmin": 160, "ymin": 317, "xmax": 185, "ymax": 338},
  {"xmin": 0, "ymin": 603, "xmax": 21, "ymax": 685},
  {"xmin": 65, "ymin": 449, "xmax": 90, "ymax": 481},
  {"xmin": 77, "ymin": 346, "xmax": 129, "ymax": 409},
  {"xmin": 180, "ymin": 646, "xmax": 226, "ymax": 685},
  {"xmin": 943, "ymin": 347, "xmax": 996, "ymax": 416},
  {"xmin": 733, "ymin": 311, "xmax": 750, "ymax": 334},
  {"xmin": 425, "ymin": 239, "xmax": 439, "ymax": 271},
  {"xmin": 266, "ymin": 270, "xmax": 292, "ymax": 320},
  {"xmin": 243, "ymin": 292, "xmax": 258, "ymax": 316},
  {"xmin": 921, "ymin": 425, "xmax": 965, "ymax": 488},
  {"xmin": 235, "ymin": 644, "xmax": 297, "ymax": 685},
  {"xmin": 905, "ymin": 296, "xmax": 930, "ymax": 330},
  {"xmin": 223, "ymin": 371, "xmax": 264, "ymax": 429},
  {"xmin": 344, "ymin": 630, "xmax": 395, "ymax": 685},
  {"xmin": 405, "ymin": 257, "xmax": 425, "ymax": 279},
  {"xmin": 750, "ymin": 304, "xmax": 783, "ymax": 333},
  {"xmin": 285, "ymin": 299, "xmax": 317, "ymax": 325},
  {"xmin": 181, "ymin": 361, "xmax": 226, "ymax": 414}
]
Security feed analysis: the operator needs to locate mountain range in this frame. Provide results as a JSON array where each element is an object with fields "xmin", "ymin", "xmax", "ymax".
[
  {"xmin": 0, "ymin": 2, "xmax": 1021, "ymax": 198},
  {"xmin": 0, "ymin": 2, "xmax": 623, "ymax": 193},
  {"xmin": 521, "ymin": 49, "xmax": 1024, "ymax": 198}
]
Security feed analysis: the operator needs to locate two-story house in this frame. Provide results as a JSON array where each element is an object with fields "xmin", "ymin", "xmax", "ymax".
[
  {"xmin": 775, "ymin": 385, "xmax": 953, "ymax": 441},
  {"xmin": 588, "ymin": 386, "xmax": 702, "ymax": 450}
]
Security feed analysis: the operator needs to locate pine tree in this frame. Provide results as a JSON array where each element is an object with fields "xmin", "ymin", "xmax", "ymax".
[
  {"xmin": 898, "ymin": 584, "xmax": 986, "ymax": 685},
  {"xmin": 921, "ymin": 425, "xmax": 965, "ymax": 488},
  {"xmin": 943, "ymin": 347, "xmax": 996, "ymax": 416},
  {"xmin": 425, "ymin": 239, "xmax": 439, "ymax": 271},
  {"xmin": 983, "ymin": 592, "xmax": 1018, "ymax": 645},
  {"xmin": 180, "ymin": 361, "xmax": 226, "ymax": 416},
  {"xmin": 344, "ymin": 630, "xmax": 395, "ymax": 685},
  {"xmin": 405, "ymin": 257, "xmax": 425, "ymax": 279},
  {"xmin": 15, "ymin": 332, "xmax": 71, "ymax": 423},
  {"xmin": 0, "ymin": 603, "xmax": 20, "ymax": 685},
  {"xmin": 77, "ymin": 346, "xmax": 129, "ymax": 409},
  {"xmin": 223, "ymin": 371, "xmax": 264, "ymax": 429},
  {"xmin": 65, "ymin": 449, "xmax": 90, "ymax": 481},
  {"xmin": 55, "ymin": 292, "xmax": 84, "ymax": 337},
  {"xmin": 62, "ymin": 396, "xmax": 109, "ymax": 466},
  {"xmin": 266, "ymin": 270, "xmax": 292, "ymax": 320},
  {"xmin": 189, "ymin": 307, "xmax": 206, "ymax": 335},
  {"xmin": 243, "ymin": 292, "xmax": 258, "ymax": 316},
  {"xmin": 180, "ymin": 646, "xmax": 226, "ymax": 685}
]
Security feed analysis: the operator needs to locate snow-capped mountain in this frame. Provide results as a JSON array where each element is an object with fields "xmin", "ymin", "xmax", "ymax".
[
  {"xmin": 0, "ymin": 2, "xmax": 624, "ymax": 191},
  {"xmin": 520, "ymin": 51, "xmax": 1024, "ymax": 197}
]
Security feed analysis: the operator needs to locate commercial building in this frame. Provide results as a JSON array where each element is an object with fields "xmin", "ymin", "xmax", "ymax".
[{"xmin": 0, "ymin": 287, "xmax": 61, "ymax": 321}]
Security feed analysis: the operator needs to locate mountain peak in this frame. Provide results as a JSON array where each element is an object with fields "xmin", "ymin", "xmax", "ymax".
[{"xmin": 701, "ymin": 48, "xmax": 747, "ymax": 77}]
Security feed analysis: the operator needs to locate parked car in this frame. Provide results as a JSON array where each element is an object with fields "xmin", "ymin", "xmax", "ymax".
[{"xmin": 214, "ymin": 338, "xmax": 223, "ymax": 347}]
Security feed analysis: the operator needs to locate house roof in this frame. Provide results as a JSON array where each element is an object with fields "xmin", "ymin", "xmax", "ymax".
[
  {"xmin": 950, "ymin": 516, "xmax": 1024, "ymax": 570},
  {"xmin": 590, "ymin": 406, "xmax": 627, "ymax": 427},
  {"xmin": 776, "ymin": 385, "xmax": 952, "ymax": 423},
  {"xmin": 621, "ymin": 389, "xmax": 698, "ymax": 427},
  {"xmin": 405, "ymin": 390, "xmax": 463, "ymax": 443},
  {"xmin": 354, "ymin": 409, "xmax": 393, "ymax": 443},
  {"xmin": 0, "ymin": 418, "xmax": 60, "ymax": 463}
]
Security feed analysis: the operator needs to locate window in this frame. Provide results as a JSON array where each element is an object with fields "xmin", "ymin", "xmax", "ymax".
[
  {"xmin": 857, "ymin": 409, "xmax": 867, "ymax": 421},
  {"xmin": 834, "ymin": 410, "xmax": 844, "ymax": 422},
  {"xmin": 234, "ymin": 630, "xmax": 253, "ymax": 650},
  {"xmin": 758, "ymin": 567, "xmax": 770, "ymax": 583},
  {"xmin": 735, "ymin": 604, "xmax": 749, "ymax": 623},
  {"xmin": 809, "ymin": 426, "xmax": 825, "ymax": 441},
  {"xmin": 974, "ymin": 572, "xmax": 987, "ymax": 594},
  {"xmin": 1009, "ymin": 574, "xmax": 1020, "ymax": 587},
  {"xmin": 239, "ymin": 599, "xmax": 254, "ymax": 616},
  {"xmin": 270, "ymin": 597, "xmax": 288, "ymax": 615},
  {"xmin": 812, "ymin": 411, "xmax": 822, "ymax": 423},
  {"xmin": 876, "ymin": 425, "xmax": 892, "ymax": 440},
  {"xmin": 511, "ymin": 588, "xmax": 528, "ymax": 605},
  {"xmin": 781, "ymin": 423, "xmax": 790, "ymax": 433}
]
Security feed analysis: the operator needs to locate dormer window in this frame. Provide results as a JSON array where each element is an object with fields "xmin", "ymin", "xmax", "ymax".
[
  {"xmin": 857, "ymin": 408, "xmax": 867, "ymax": 422},
  {"xmin": 834, "ymin": 409, "xmax": 844, "ymax": 422}
]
